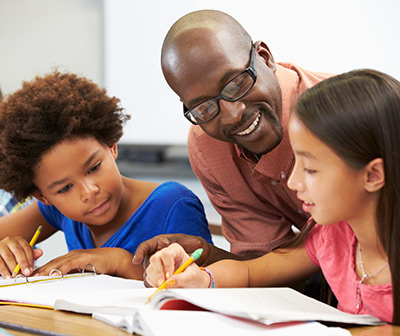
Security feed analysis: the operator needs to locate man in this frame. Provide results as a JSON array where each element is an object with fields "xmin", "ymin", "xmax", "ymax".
[{"xmin": 133, "ymin": 9, "xmax": 332, "ymax": 267}]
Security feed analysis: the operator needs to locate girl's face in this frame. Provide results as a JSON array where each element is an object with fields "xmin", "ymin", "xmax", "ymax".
[
  {"xmin": 287, "ymin": 114, "xmax": 372, "ymax": 226},
  {"xmin": 33, "ymin": 137, "xmax": 123, "ymax": 226}
]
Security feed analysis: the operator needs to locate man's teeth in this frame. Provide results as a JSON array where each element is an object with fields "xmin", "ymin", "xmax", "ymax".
[{"xmin": 237, "ymin": 113, "xmax": 260, "ymax": 136}]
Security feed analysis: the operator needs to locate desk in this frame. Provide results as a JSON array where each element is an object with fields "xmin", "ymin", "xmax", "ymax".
[
  {"xmin": 0, "ymin": 306, "xmax": 129, "ymax": 335},
  {"xmin": 0, "ymin": 305, "xmax": 399, "ymax": 336}
]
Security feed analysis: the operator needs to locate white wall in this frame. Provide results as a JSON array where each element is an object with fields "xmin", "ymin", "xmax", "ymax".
[
  {"xmin": 0, "ymin": 0, "xmax": 103, "ymax": 95},
  {"xmin": 104, "ymin": 0, "xmax": 400, "ymax": 145},
  {"xmin": 1, "ymin": 0, "xmax": 399, "ymax": 145}
]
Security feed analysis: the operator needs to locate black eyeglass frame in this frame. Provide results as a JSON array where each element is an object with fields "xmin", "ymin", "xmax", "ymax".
[{"xmin": 183, "ymin": 43, "xmax": 257, "ymax": 125}]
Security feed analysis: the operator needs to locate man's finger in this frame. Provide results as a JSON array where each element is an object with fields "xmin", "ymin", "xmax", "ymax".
[
  {"xmin": 157, "ymin": 237, "xmax": 172, "ymax": 250},
  {"xmin": 133, "ymin": 236, "xmax": 172, "ymax": 264},
  {"xmin": 132, "ymin": 241, "xmax": 154, "ymax": 264}
]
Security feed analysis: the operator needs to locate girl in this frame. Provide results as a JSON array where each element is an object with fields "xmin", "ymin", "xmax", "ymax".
[
  {"xmin": 0, "ymin": 72, "xmax": 212, "ymax": 280},
  {"xmin": 145, "ymin": 69, "xmax": 398, "ymax": 324}
]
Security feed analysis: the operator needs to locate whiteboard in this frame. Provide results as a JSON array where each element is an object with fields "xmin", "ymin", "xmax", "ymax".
[{"xmin": 104, "ymin": 0, "xmax": 400, "ymax": 145}]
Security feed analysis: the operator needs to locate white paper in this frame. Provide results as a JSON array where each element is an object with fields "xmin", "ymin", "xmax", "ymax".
[
  {"xmin": 149, "ymin": 287, "xmax": 382, "ymax": 326},
  {"xmin": 0, "ymin": 274, "xmax": 145, "ymax": 309},
  {"xmin": 94, "ymin": 310, "xmax": 352, "ymax": 336}
]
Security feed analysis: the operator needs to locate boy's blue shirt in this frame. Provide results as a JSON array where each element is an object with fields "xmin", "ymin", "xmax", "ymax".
[{"xmin": 38, "ymin": 181, "xmax": 213, "ymax": 253}]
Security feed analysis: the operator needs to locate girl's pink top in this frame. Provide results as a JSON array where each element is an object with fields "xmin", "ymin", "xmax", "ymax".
[{"xmin": 305, "ymin": 220, "xmax": 393, "ymax": 323}]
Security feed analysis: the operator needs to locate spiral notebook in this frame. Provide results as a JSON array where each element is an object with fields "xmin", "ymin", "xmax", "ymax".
[{"xmin": 0, "ymin": 267, "xmax": 147, "ymax": 312}]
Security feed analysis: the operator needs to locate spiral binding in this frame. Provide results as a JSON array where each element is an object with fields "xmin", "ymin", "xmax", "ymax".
[
  {"xmin": 11, "ymin": 263, "xmax": 97, "ymax": 285},
  {"xmin": 15, "ymin": 273, "xmax": 30, "ymax": 285}
]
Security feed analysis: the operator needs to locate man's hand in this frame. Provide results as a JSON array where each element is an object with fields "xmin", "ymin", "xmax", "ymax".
[
  {"xmin": 132, "ymin": 234, "xmax": 211, "ymax": 268},
  {"xmin": 133, "ymin": 234, "xmax": 256, "ymax": 287}
]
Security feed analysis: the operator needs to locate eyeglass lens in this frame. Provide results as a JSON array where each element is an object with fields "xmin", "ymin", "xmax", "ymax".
[{"xmin": 190, "ymin": 71, "xmax": 254, "ymax": 123}]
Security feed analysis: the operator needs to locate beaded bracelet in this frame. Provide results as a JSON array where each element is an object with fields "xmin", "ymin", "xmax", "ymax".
[{"xmin": 200, "ymin": 267, "xmax": 215, "ymax": 288}]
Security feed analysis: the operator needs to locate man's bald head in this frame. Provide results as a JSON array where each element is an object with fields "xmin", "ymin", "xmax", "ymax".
[
  {"xmin": 162, "ymin": 10, "xmax": 251, "ymax": 54},
  {"xmin": 161, "ymin": 10, "xmax": 253, "ymax": 90}
]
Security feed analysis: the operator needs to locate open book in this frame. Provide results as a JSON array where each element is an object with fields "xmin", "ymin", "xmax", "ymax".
[
  {"xmin": 146, "ymin": 287, "xmax": 382, "ymax": 325},
  {"xmin": 0, "ymin": 273, "xmax": 383, "ymax": 335},
  {"xmin": 92, "ymin": 287, "xmax": 382, "ymax": 335}
]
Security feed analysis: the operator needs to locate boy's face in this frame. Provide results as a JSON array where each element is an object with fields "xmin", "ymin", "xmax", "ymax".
[{"xmin": 33, "ymin": 137, "xmax": 123, "ymax": 227}]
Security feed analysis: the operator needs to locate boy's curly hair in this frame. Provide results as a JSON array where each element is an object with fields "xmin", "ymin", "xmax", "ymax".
[{"xmin": 0, "ymin": 71, "xmax": 130, "ymax": 201}]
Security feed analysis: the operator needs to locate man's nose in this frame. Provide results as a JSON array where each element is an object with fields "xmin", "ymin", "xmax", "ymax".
[{"xmin": 217, "ymin": 99, "xmax": 246, "ymax": 126}]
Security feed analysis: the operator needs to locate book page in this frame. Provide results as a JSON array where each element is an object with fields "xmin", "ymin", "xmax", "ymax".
[
  {"xmin": 94, "ymin": 310, "xmax": 351, "ymax": 336},
  {"xmin": 55, "ymin": 287, "xmax": 154, "ymax": 315},
  {"xmin": 0, "ymin": 274, "xmax": 145, "ymax": 309},
  {"xmin": 150, "ymin": 287, "xmax": 382, "ymax": 326}
]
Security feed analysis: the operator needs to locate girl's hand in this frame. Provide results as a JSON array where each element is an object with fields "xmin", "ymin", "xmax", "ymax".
[
  {"xmin": 34, "ymin": 248, "xmax": 144, "ymax": 280},
  {"xmin": 145, "ymin": 243, "xmax": 210, "ymax": 288},
  {"xmin": 0, "ymin": 236, "xmax": 43, "ymax": 279}
]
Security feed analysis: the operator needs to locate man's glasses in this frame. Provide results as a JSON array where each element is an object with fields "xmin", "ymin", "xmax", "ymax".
[{"xmin": 183, "ymin": 43, "xmax": 257, "ymax": 125}]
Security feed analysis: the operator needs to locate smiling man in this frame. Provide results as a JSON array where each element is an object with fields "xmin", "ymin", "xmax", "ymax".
[{"xmin": 134, "ymin": 9, "xmax": 332, "ymax": 266}]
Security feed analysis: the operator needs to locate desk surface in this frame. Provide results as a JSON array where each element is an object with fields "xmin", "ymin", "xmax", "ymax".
[
  {"xmin": 0, "ymin": 305, "xmax": 398, "ymax": 336},
  {"xmin": 0, "ymin": 305, "xmax": 129, "ymax": 335}
]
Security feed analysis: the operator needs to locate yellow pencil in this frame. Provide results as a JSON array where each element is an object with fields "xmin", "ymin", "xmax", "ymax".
[
  {"xmin": 12, "ymin": 225, "xmax": 42, "ymax": 278},
  {"xmin": 145, "ymin": 248, "xmax": 203, "ymax": 304}
]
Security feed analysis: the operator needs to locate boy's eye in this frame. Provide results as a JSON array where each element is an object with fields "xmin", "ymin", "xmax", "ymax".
[
  {"xmin": 58, "ymin": 184, "xmax": 72, "ymax": 194},
  {"xmin": 88, "ymin": 162, "xmax": 101, "ymax": 174}
]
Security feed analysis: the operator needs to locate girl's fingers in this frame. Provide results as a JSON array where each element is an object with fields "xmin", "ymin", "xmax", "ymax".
[{"xmin": 146, "ymin": 243, "xmax": 190, "ymax": 287}]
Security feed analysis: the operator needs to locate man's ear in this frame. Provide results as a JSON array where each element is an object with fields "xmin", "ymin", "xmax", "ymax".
[
  {"xmin": 364, "ymin": 158, "xmax": 385, "ymax": 192},
  {"xmin": 109, "ymin": 143, "xmax": 118, "ymax": 160},
  {"xmin": 254, "ymin": 40, "xmax": 276, "ymax": 72},
  {"xmin": 32, "ymin": 191, "xmax": 51, "ymax": 205}
]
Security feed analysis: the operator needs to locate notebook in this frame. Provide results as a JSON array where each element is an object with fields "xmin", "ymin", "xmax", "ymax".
[{"xmin": 0, "ymin": 271, "xmax": 147, "ymax": 313}]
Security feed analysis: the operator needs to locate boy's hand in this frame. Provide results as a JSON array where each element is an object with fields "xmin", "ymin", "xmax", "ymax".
[
  {"xmin": 33, "ymin": 247, "xmax": 144, "ymax": 280},
  {"xmin": 0, "ymin": 236, "xmax": 43, "ymax": 279},
  {"xmin": 145, "ymin": 243, "xmax": 209, "ymax": 289}
]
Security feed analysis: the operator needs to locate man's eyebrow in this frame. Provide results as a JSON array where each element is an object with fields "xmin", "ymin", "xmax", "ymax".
[{"xmin": 46, "ymin": 150, "xmax": 100, "ymax": 190}]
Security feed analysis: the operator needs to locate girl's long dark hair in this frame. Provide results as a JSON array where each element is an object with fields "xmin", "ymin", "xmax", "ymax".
[{"xmin": 292, "ymin": 69, "xmax": 400, "ymax": 324}]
